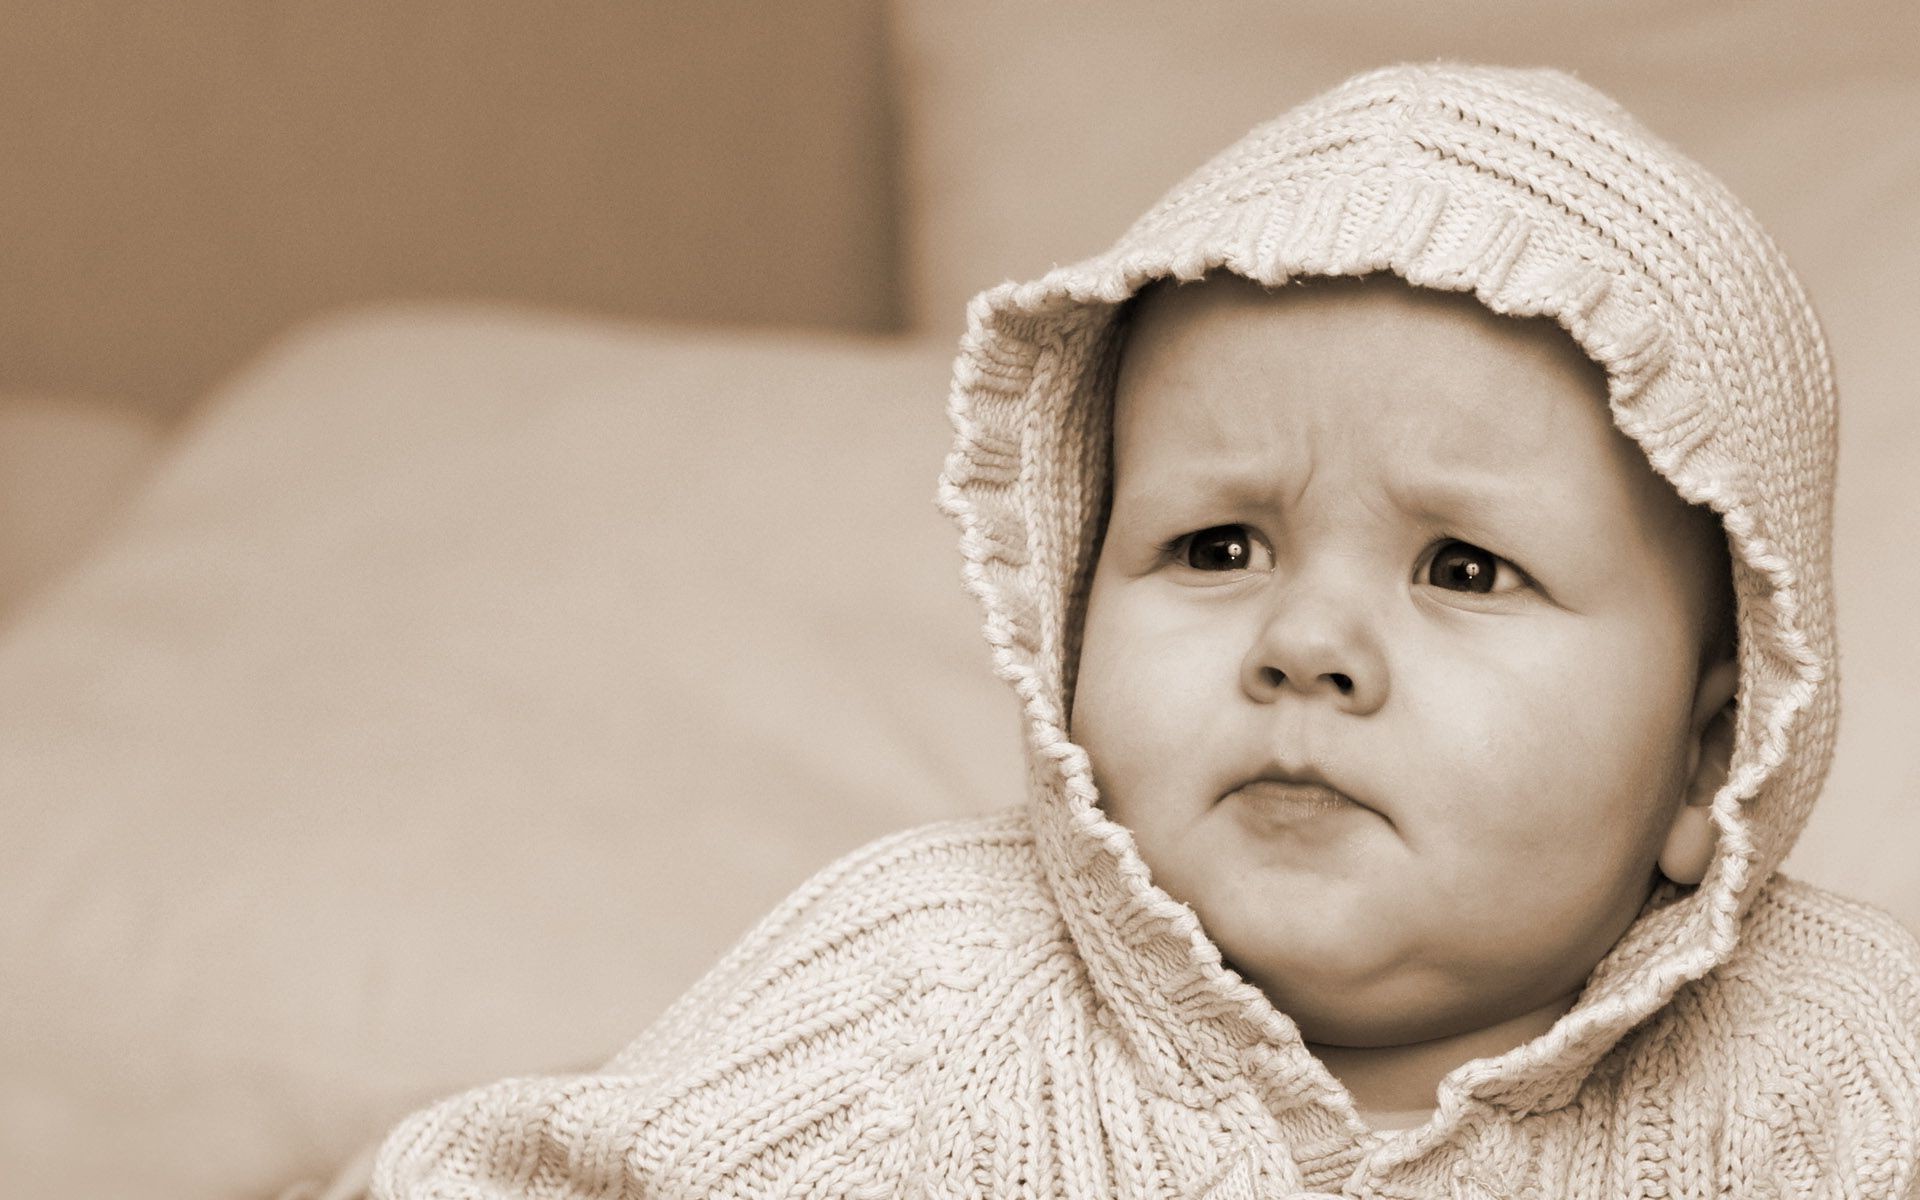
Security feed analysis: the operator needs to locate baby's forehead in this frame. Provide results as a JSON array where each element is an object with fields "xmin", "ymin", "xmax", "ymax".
[{"xmin": 1114, "ymin": 273, "xmax": 1609, "ymax": 467}]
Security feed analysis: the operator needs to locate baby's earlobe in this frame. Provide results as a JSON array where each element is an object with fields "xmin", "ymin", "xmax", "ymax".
[{"xmin": 1658, "ymin": 803, "xmax": 1716, "ymax": 886}]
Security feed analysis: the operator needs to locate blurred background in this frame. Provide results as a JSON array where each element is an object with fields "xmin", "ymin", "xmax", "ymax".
[
  {"xmin": 1, "ymin": 3, "xmax": 1914, "ymax": 1197},
  {"xmin": 0, "ymin": 1, "xmax": 903, "ymax": 606}
]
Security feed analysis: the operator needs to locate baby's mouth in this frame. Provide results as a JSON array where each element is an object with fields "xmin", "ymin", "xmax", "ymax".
[
  {"xmin": 1223, "ymin": 761, "xmax": 1371, "ymax": 828},
  {"xmin": 1229, "ymin": 778, "xmax": 1357, "ymax": 824}
]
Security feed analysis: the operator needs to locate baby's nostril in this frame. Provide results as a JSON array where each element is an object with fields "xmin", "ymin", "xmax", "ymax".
[{"xmin": 1328, "ymin": 673, "xmax": 1353, "ymax": 694}]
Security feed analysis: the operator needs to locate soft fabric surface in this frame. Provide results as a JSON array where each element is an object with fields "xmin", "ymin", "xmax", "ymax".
[
  {"xmin": 895, "ymin": 0, "xmax": 1920, "ymax": 932},
  {"xmin": 0, "ymin": 306, "xmax": 1019, "ymax": 1198},
  {"xmin": 0, "ymin": 395, "xmax": 163, "ymax": 621}
]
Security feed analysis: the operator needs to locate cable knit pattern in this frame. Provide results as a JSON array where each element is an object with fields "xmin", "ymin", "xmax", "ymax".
[{"xmin": 373, "ymin": 65, "xmax": 1920, "ymax": 1197}]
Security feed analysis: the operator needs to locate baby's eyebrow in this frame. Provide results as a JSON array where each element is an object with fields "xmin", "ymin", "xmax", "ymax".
[
  {"xmin": 1116, "ymin": 462, "xmax": 1288, "ymax": 516},
  {"xmin": 1391, "ymin": 474, "xmax": 1546, "ymax": 528}
]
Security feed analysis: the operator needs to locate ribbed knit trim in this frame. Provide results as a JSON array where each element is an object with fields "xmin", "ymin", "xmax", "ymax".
[{"xmin": 935, "ymin": 62, "xmax": 1838, "ymax": 1154}]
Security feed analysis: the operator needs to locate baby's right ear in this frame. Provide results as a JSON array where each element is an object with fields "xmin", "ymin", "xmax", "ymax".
[
  {"xmin": 1684, "ymin": 658, "xmax": 1739, "ymax": 802},
  {"xmin": 1658, "ymin": 659, "xmax": 1738, "ymax": 886}
]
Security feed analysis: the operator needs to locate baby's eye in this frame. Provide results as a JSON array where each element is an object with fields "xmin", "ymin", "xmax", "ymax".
[
  {"xmin": 1175, "ymin": 524, "xmax": 1269, "ymax": 572},
  {"xmin": 1423, "ymin": 540, "xmax": 1521, "ymax": 594}
]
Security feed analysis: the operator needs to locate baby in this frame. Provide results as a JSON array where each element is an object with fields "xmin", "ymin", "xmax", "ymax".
[{"xmin": 372, "ymin": 65, "xmax": 1920, "ymax": 1197}]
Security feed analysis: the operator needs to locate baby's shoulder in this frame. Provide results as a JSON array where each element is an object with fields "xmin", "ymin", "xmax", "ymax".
[
  {"xmin": 1685, "ymin": 875, "xmax": 1920, "ymax": 1071},
  {"xmin": 373, "ymin": 813, "xmax": 1075, "ymax": 1198},
  {"xmin": 1640, "ymin": 876, "xmax": 1920, "ymax": 1188},
  {"xmin": 750, "ymin": 806, "xmax": 1063, "ymax": 950},
  {"xmin": 1624, "ymin": 876, "xmax": 1920, "ymax": 1073},
  {"xmin": 1596, "ymin": 879, "xmax": 1920, "ymax": 1191},
  {"xmin": 616, "ymin": 808, "xmax": 1069, "ymax": 1066},
  {"xmin": 1721, "ymin": 873, "xmax": 1920, "ymax": 1018}
]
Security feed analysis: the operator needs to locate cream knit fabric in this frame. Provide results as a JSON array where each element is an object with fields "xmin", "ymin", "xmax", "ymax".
[{"xmin": 373, "ymin": 65, "xmax": 1920, "ymax": 1198}]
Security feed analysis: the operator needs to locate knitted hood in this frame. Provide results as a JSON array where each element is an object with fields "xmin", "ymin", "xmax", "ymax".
[{"xmin": 937, "ymin": 63, "xmax": 1837, "ymax": 1128}]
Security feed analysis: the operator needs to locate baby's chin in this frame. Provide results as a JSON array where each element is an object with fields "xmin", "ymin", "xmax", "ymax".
[
  {"xmin": 1221, "ymin": 947, "xmax": 1455, "ymax": 1047},
  {"xmin": 1292, "ymin": 985, "xmax": 1586, "ymax": 1060},
  {"xmin": 1172, "ymin": 856, "xmax": 1397, "ymax": 965},
  {"xmin": 1194, "ymin": 891, "xmax": 1578, "ymax": 1048},
  {"xmin": 1220, "ymin": 926, "xmax": 1593, "ymax": 1050}
]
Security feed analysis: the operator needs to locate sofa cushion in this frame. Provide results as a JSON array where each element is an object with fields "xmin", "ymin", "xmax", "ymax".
[{"xmin": 0, "ymin": 304, "xmax": 1020, "ymax": 1198}]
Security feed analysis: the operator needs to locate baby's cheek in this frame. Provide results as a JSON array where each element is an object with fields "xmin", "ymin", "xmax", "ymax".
[
  {"xmin": 1460, "ymin": 701, "xmax": 1683, "ymax": 914},
  {"xmin": 1074, "ymin": 674, "xmax": 1174, "ymax": 823},
  {"xmin": 1402, "ymin": 663, "xmax": 1630, "ymax": 852}
]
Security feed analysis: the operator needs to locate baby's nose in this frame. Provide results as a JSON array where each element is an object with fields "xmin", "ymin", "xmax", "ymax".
[{"xmin": 1238, "ymin": 588, "xmax": 1387, "ymax": 715}]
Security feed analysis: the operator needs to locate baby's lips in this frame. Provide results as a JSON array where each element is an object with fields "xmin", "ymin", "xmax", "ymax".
[
  {"xmin": 1231, "ymin": 779, "xmax": 1355, "ymax": 821},
  {"xmin": 1224, "ymin": 757, "xmax": 1381, "ymax": 820}
]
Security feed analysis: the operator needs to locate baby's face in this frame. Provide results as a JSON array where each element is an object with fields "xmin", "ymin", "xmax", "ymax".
[{"xmin": 1071, "ymin": 274, "xmax": 1730, "ymax": 1049}]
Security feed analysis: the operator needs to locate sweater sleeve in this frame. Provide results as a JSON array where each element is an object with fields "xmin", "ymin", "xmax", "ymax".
[{"xmin": 368, "ymin": 812, "xmax": 1038, "ymax": 1200}]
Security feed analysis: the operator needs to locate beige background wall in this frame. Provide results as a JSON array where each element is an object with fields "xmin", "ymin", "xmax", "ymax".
[{"xmin": 0, "ymin": 1, "xmax": 899, "ymax": 424}]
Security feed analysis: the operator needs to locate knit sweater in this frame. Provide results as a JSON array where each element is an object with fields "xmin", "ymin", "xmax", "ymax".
[{"xmin": 374, "ymin": 65, "xmax": 1920, "ymax": 1198}]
